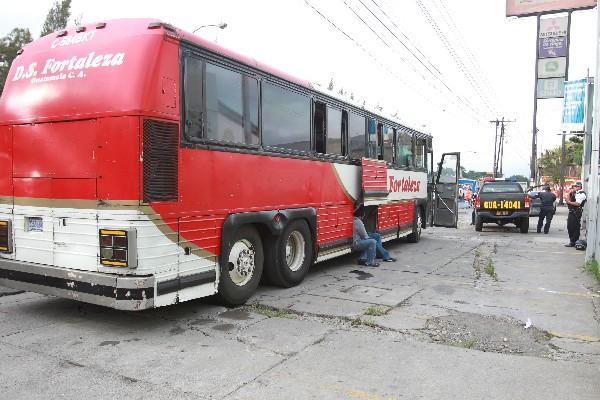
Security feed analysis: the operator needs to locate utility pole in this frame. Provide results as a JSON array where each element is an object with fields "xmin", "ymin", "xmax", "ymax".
[
  {"xmin": 559, "ymin": 133, "xmax": 567, "ymax": 205},
  {"xmin": 490, "ymin": 118, "xmax": 514, "ymax": 178}
]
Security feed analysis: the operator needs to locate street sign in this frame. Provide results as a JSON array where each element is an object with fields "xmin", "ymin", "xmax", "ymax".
[
  {"xmin": 537, "ymin": 57, "xmax": 567, "ymax": 78},
  {"xmin": 539, "ymin": 17, "xmax": 568, "ymax": 38},
  {"xmin": 561, "ymin": 78, "xmax": 587, "ymax": 131},
  {"xmin": 539, "ymin": 36, "xmax": 568, "ymax": 58},
  {"xmin": 537, "ymin": 77, "xmax": 565, "ymax": 98}
]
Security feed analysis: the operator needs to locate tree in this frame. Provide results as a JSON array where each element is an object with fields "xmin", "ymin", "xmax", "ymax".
[
  {"xmin": 0, "ymin": 28, "xmax": 33, "ymax": 95},
  {"xmin": 537, "ymin": 136, "xmax": 583, "ymax": 183},
  {"xmin": 40, "ymin": 0, "xmax": 72, "ymax": 37},
  {"xmin": 508, "ymin": 174, "xmax": 529, "ymax": 182},
  {"xmin": 460, "ymin": 167, "xmax": 489, "ymax": 179}
]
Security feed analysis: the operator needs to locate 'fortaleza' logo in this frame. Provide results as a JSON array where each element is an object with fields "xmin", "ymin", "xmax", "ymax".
[
  {"xmin": 12, "ymin": 51, "xmax": 126, "ymax": 84},
  {"xmin": 389, "ymin": 176, "xmax": 421, "ymax": 193}
]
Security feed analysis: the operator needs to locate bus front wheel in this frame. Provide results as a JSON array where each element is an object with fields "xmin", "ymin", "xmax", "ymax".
[
  {"xmin": 264, "ymin": 220, "xmax": 313, "ymax": 288},
  {"xmin": 218, "ymin": 225, "xmax": 263, "ymax": 306}
]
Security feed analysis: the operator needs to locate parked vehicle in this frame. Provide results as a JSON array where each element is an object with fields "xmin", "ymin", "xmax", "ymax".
[
  {"xmin": 474, "ymin": 180, "xmax": 530, "ymax": 233},
  {"xmin": 527, "ymin": 186, "xmax": 557, "ymax": 217}
]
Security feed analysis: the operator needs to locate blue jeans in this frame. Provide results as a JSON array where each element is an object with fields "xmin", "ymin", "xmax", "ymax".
[{"xmin": 355, "ymin": 233, "xmax": 390, "ymax": 263}]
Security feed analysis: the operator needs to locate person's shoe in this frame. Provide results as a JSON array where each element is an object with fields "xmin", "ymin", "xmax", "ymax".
[
  {"xmin": 357, "ymin": 259, "xmax": 367, "ymax": 265},
  {"xmin": 544, "ymin": 231, "xmax": 548, "ymax": 234},
  {"xmin": 383, "ymin": 257, "xmax": 397, "ymax": 262},
  {"xmin": 364, "ymin": 261, "xmax": 380, "ymax": 267},
  {"xmin": 536, "ymin": 230, "xmax": 541, "ymax": 233},
  {"xmin": 564, "ymin": 243, "xmax": 575, "ymax": 247}
]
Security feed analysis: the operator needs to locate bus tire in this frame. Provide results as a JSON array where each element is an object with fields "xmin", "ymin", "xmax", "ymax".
[
  {"xmin": 264, "ymin": 220, "xmax": 313, "ymax": 288},
  {"xmin": 218, "ymin": 225, "xmax": 263, "ymax": 306},
  {"xmin": 406, "ymin": 207, "xmax": 422, "ymax": 243},
  {"xmin": 519, "ymin": 217, "xmax": 529, "ymax": 234},
  {"xmin": 475, "ymin": 216, "xmax": 483, "ymax": 232}
]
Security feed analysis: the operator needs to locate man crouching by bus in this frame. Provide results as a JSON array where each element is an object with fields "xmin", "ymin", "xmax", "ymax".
[{"xmin": 353, "ymin": 206, "xmax": 397, "ymax": 267}]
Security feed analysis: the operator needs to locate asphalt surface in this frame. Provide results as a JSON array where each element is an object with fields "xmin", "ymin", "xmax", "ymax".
[{"xmin": 1, "ymin": 205, "xmax": 599, "ymax": 399}]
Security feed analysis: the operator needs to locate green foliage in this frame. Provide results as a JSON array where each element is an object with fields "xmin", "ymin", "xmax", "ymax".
[
  {"xmin": 508, "ymin": 174, "xmax": 529, "ymax": 182},
  {"xmin": 461, "ymin": 167, "xmax": 490, "ymax": 179},
  {"xmin": 0, "ymin": 28, "xmax": 33, "ymax": 95},
  {"xmin": 40, "ymin": 0, "xmax": 72, "ymax": 37},
  {"xmin": 364, "ymin": 306, "xmax": 387, "ymax": 316},
  {"xmin": 585, "ymin": 259, "xmax": 600, "ymax": 283},
  {"xmin": 537, "ymin": 137, "xmax": 583, "ymax": 183}
]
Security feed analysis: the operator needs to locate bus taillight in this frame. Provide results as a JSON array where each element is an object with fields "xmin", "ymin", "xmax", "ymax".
[
  {"xmin": 99, "ymin": 229, "xmax": 136, "ymax": 268},
  {"xmin": 0, "ymin": 220, "xmax": 13, "ymax": 253}
]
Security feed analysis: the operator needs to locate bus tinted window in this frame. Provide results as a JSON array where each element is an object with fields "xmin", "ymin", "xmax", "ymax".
[
  {"xmin": 244, "ymin": 76, "xmax": 260, "ymax": 144},
  {"xmin": 415, "ymin": 139, "xmax": 425, "ymax": 169},
  {"xmin": 326, "ymin": 106, "xmax": 343, "ymax": 155},
  {"xmin": 367, "ymin": 118, "xmax": 378, "ymax": 159},
  {"xmin": 396, "ymin": 131, "xmax": 413, "ymax": 167},
  {"xmin": 206, "ymin": 63, "xmax": 245, "ymax": 143},
  {"xmin": 183, "ymin": 57, "xmax": 203, "ymax": 140},
  {"xmin": 262, "ymin": 83, "xmax": 310, "ymax": 152},
  {"xmin": 349, "ymin": 113, "xmax": 366, "ymax": 159},
  {"xmin": 382, "ymin": 126, "xmax": 393, "ymax": 163}
]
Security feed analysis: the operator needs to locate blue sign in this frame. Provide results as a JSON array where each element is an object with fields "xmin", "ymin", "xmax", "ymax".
[
  {"xmin": 561, "ymin": 79, "xmax": 587, "ymax": 132},
  {"xmin": 538, "ymin": 36, "xmax": 567, "ymax": 58}
]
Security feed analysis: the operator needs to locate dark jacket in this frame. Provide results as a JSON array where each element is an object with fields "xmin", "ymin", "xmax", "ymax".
[{"xmin": 538, "ymin": 191, "xmax": 556, "ymax": 210}]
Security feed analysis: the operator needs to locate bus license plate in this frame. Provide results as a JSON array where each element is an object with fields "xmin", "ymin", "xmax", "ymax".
[{"xmin": 26, "ymin": 217, "xmax": 43, "ymax": 232}]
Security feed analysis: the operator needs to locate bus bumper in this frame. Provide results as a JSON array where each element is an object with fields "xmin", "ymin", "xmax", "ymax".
[{"xmin": 0, "ymin": 259, "xmax": 154, "ymax": 310}]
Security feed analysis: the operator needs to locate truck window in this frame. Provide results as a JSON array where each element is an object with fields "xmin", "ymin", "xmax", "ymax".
[{"xmin": 480, "ymin": 183, "xmax": 523, "ymax": 193}]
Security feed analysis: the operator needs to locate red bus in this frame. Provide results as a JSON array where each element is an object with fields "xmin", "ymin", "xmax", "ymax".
[{"xmin": 0, "ymin": 19, "xmax": 460, "ymax": 310}]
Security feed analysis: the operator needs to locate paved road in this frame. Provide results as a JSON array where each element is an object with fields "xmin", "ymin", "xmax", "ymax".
[{"xmin": 1, "ymin": 206, "xmax": 599, "ymax": 399}]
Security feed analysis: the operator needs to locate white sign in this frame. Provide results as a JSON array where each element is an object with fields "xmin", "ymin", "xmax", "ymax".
[
  {"xmin": 537, "ymin": 78, "xmax": 565, "ymax": 99},
  {"xmin": 539, "ymin": 17, "xmax": 568, "ymax": 38},
  {"xmin": 537, "ymin": 57, "xmax": 567, "ymax": 78}
]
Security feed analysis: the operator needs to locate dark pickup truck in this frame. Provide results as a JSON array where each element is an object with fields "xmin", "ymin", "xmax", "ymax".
[{"xmin": 474, "ymin": 181, "xmax": 530, "ymax": 233}]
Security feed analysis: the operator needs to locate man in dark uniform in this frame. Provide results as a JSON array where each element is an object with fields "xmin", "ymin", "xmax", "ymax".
[
  {"xmin": 536, "ymin": 185, "xmax": 556, "ymax": 234},
  {"xmin": 565, "ymin": 182, "xmax": 587, "ymax": 247}
]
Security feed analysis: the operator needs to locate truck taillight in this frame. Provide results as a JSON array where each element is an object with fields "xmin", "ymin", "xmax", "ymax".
[
  {"xmin": 524, "ymin": 195, "xmax": 530, "ymax": 208},
  {"xmin": 0, "ymin": 220, "xmax": 12, "ymax": 253},
  {"xmin": 99, "ymin": 229, "xmax": 136, "ymax": 268}
]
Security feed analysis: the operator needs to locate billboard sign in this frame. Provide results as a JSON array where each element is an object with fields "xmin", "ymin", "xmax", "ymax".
[
  {"xmin": 539, "ymin": 36, "xmax": 568, "ymax": 58},
  {"xmin": 507, "ymin": 0, "xmax": 597, "ymax": 17},
  {"xmin": 539, "ymin": 16, "xmax": 568, "ymax": 38},
  {"xmin": 561, "ymin": 79, "xmax": 587, "ymax": 131},
  {"xmin": 537, "ymin": 77, "xmax": 565, "ymax": 98},
  {"xmin": 537, "ymin": 57, "xmax": 567, "ymax": 78}
]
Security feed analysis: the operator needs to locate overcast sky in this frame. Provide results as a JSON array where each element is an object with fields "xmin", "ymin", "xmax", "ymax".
[{"xmin": 1, "ymin": 0, "xmax": 597, "ymax": 176}]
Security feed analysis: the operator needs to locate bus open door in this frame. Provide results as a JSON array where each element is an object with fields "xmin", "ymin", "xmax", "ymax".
[{"xmin": 433, "ymin": 152, "xmax": 460, "ymax": 228}]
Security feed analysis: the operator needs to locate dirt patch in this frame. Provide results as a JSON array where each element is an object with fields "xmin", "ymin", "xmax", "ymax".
[{"xmin": 424, "ymin": 311, "xmax": 551, "ymax": 357}]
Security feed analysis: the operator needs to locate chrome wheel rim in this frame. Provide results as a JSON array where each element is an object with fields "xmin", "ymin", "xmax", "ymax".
[
  {"xmin": 228, "ymin": 239, "xmax": 255, "ymax": 286},
  {"xmin": 285, "ymin": 231, "xmax": 306, "ymax": 272}
]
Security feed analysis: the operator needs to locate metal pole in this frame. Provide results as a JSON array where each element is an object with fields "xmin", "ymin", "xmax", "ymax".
[
  {"xmin": 531, "ymin": 15, "xmax": 541, "ymax": 185},
  {"xmin": 559, "ymin": 133, "xmax": 566, "ymax": 205},
  {"xmin": 499, "ymin": 118, "xmax": 505, "ymax": 177},
  {"xmin": 492, "ymin": 120, "xmax": 499, "ymax": 177}
]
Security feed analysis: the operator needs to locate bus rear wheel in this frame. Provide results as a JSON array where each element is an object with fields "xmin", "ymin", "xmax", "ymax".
[
  {"xmin": 265, "ymin": 220, "xmax": 313, "ymax": 288},
  {"xmin": 406, "ymin": 207, "xmax": 422, "ymax": 243},
  {"xmin": 218, "ymin": 225, "xmax": 263, "ymax": 306}
]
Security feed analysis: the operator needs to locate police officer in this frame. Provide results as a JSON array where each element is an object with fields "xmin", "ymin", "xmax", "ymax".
[
  {"xmin": 565, "ymin": 182, "xmax": 587, "ymax": 247},
  {"xmin": 536, "ymin": 185, "xmax": 556, "ymax": 234}
]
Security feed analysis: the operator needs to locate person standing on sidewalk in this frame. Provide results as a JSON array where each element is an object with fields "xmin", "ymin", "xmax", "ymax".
[
  {"xmin": 565, "ymin": 182, "xmax": 587, "ymax": 247},
  {"xmin": 536, "ymin": 185, "xmax": 556, "ymax": 234},
  {"xmin": 352, "ymin": 207, "xmax": 396, "ymax": 267}
]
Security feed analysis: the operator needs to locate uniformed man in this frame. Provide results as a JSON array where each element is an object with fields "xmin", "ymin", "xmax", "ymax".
[
  {"xmin": 564, "ymin": 182, "xmax": 587, "ymax": 247},
  {"xmin": 536, "ymin": 185, "xmax": 556, "ymax": 234}
]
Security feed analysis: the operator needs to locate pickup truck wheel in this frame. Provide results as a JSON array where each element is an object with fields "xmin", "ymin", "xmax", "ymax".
[
  {"xmin": 475, "ymin": 215, "xmax": 483, "ymax": 232},
  {"xmin": 519, "ymin": 217, "xmax": 529, "ymax": 233}
]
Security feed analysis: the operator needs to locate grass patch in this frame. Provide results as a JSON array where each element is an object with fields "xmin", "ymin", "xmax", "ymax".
[
  {"xmin": 364, "ymin": 306, "xmax": 388, "ymax": 316},
  {"xmin": 454, "ymin": 339, "xmax": 476, "ymax": 349},
  {"xmin": 251, "ymin": 304, "xmax": 296, "ymax": 319},
  {"xmin": 351, "ymin": 318, "xmax": 377, "ymax": 328},
  {"xmin": 585, "ymin": 259, "xmax": 600, "ymax": 283},
  {"xmin": 484, "ymin": 258, "xmax": 498, "ymax": 281}
]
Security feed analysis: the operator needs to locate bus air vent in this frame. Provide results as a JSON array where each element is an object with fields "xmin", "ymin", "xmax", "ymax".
[{"xmin": 143, "ymin": 119, "xmax": 178, "ymax": 202}]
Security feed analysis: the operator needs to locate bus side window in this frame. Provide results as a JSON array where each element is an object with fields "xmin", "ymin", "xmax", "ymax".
[
  {"xmin": 262, "ymin": 82, "xmax": 311, "ymax": 153},
  {"xmin": 382, "ymin": 125, "xmax": 393, "ymax": 163},
  {"xmin": 341, "ymin": 110, "xmax": 348, "ymax": 156},
  {"xmin": 314, "ymin": 101, "xmax": 326, "ymax": 154},
  {"xmin": 367, "ymin": 118, "xmax": 377, "ymax": 159},
  {"xmin": 326, "ymin": 106, "xmax": 343, "ymax": 155},
  {"xmin": 396, "ymin": 130, "xmax": 413, "ymax": 168},
  {"xmin": 415, "ymin": 138, "xmax": 426, "ymax": 169},
  {"xmin": 183, "ymin": 56, "xmax": 204, "ymax": 140},
  {"xmin": 348, "ymin": 112, "xmax": 366, "ymax": 160}
]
